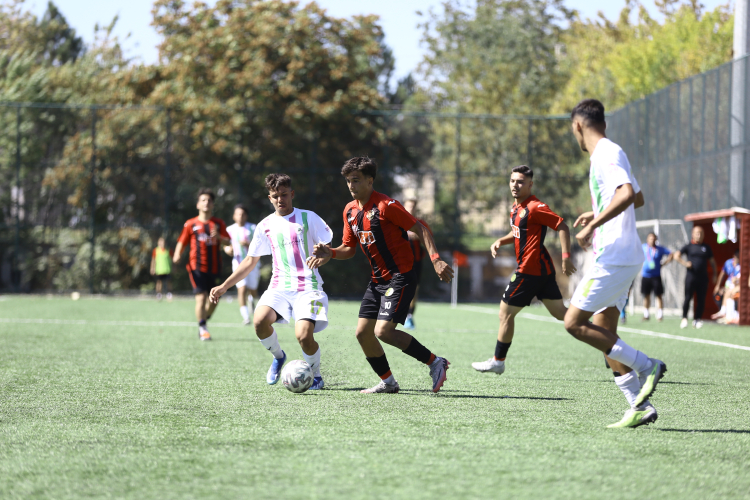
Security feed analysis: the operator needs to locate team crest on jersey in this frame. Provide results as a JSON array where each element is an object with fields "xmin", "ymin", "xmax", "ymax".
[
  {"xmin": 366, "ymin": 209, "xmax": 377, "ymax": 220},
  {"xmin": 385, "ymin": 288, "xmax": 394, "ymax": 297},
  {"xmin": 358, "ymin": 231, "xmax": 376, "ymax": 245},
  {"xmin": 519, "ymin": 208, "xmax": 527, "ymax": 218},
  {"xmin": 510, "ymin": 273, "xmax": 516, "ymax": 282}
]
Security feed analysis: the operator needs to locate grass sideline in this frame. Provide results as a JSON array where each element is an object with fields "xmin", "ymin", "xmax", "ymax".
[{"xmin": 1, "ymin": 296, "xmax": 749, "ymax": 499}]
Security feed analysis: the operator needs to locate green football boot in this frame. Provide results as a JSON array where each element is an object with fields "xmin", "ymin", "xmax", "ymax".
[
  {"xmin": 607, "ymin": 405, "xmax": 658, "ymax": 429},
  {"xmin": 634, "ymin": 359, "xmax": 667, "ymax": 407}
]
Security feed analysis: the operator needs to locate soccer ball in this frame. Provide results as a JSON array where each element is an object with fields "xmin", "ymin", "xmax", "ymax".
[{"xmin": 281, "ymin": 360, "xmax": 313, "ymax": 393}]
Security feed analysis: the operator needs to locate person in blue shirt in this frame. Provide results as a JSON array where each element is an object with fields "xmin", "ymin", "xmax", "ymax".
[
  {"xmin": 641, "ymin": 232, "xmax": 673, "ymax": 321},
  {"xmin": 712, "ymin": 250, "xmax": 741, "ymax": 322}
]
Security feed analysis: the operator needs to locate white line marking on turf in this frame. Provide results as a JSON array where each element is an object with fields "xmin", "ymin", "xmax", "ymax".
[
  {"xmin": 457, "ymin": 305, "xmax": 750, "ymax": 352},
  {"xmin": 0, "ymin": 317, "xmax": 495, "ymax": 335}
]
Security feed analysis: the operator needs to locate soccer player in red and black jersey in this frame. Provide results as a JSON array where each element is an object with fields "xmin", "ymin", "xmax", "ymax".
[
  {"xmin": 471, "ymin": 165, "xmax": 576, "ymax": 375},
  {"xmin": 173, "ymin": 188, "xmax": 230, "ymax": 341},
  {"xmin": 308, "ymin": 157, "xmax": 454, "ymax": 394},
  {"xmin": 402, "ymin": 198, "xmax": 430, "ymax": 330}
]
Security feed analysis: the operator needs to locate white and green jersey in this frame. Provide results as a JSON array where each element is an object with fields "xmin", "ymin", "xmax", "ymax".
[
  {"xmin": 227, "ymin": 222, "xmax": 256, "ymax": 265},
  {"xmin": 588, "ymin": 138, "xmax": 644, "ymax": 267},
  {"xmin": 248, "ymin": 208, "xmax": 332, "ymax": 291}
]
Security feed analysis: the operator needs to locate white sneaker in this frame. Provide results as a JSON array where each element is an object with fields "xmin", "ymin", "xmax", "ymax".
[
  {"xmin": 680, "ymin": 318, "xmax": 689, "ymax": 329},
  {"xmin": 693, "ymin": 320, "xmax": 703, "ymax": 329},
  {"xmin": 360, "ymin": 380, "xmax": 400, "ymax": 394},
  {"xmin": 471, "ymin": 357, "xmax": 505, "ymax": 375}
]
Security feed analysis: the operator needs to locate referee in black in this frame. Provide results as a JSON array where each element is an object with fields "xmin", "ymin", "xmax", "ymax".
[{"xmin": 674, "ymin": 226, "xmax": 717, "ymax": 329}]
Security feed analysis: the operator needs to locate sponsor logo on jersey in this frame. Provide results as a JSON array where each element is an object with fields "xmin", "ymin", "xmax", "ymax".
[
  {"xmin": 358, "ymin": 231, "xmax": 376, "ymax": 245},
  {"xmin": 387, "ymin": 200, "xmax": 396, "ymax": 206}
]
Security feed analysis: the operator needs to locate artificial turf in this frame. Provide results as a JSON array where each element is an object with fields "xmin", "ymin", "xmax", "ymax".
[{"xmin": 1, "ymin": 295, "xmax": 749, "ymax": 499}]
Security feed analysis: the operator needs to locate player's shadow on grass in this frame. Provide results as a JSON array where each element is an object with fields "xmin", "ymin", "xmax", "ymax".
[
  {"xmin": 399, "ymin": 389, "xmax": 571, "ymax": 401},
  {"xmin": 657, "ymin": 428, "xmax": 750, "ymax": 434}
]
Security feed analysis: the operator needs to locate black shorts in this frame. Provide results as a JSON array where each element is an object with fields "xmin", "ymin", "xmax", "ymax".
[
  {"xmin": 641, "ymin": 276, "xmax": 664, "ymax": 297},
  {"xmin": 154, "ymin": 274, "xmax": 170, "ymax": 282},
  {"xmin": 359, "ymin": 270, "xmax": 417, "ymax": 325},
  {"xmin": 502, "ymin": 272, "xmax": 562, "ymax": 307},
  {"xmin": 189, "ymin": 270, "xmax": 219, "ymax": 294}
]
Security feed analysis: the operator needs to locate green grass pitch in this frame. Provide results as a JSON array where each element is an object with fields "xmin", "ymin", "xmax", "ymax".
[{"xmin": 1, "ymin": 296, "xmax": 749, "ymax": 499}]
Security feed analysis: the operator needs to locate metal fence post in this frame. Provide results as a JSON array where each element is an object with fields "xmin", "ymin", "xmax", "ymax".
[
  {"xmin": 14, "ymin": 106, "xmax": 20, "ymax": 292},
  {"xmin": 89, "ymin": 109, "xmax": 97, "ymax": 294},
  {"xmin": 454, "ymin": 115, "xmax": 461, "ymax": 249},
  {"xmin": 164, "ymin": 109, "xmax": 171, "ymax": 236}
]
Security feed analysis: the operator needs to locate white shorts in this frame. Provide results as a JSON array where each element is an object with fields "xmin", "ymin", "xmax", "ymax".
[
  {"xmin": 570, "ymin": 263, "xmax": 641, "ymax": 314},
  {"xmin": 256, "ymin": 289, "xmax": 329, "ymax": 333},
  {"xmin": 233, "ymin": 260, "xmax": 261, "ymax": 290}
]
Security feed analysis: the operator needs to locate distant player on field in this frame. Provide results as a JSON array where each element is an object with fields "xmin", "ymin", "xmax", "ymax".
[
  {"xmin": 224, "ymin": 204, "xmax": 261, "ymax": 325},
  {"xmin": 173, "ymin": 188, "xmax": 230, "ymax": 341},
  {"xmin": 566, "ymin": 99, "xmax": 666, "ymax": 428},
  {"xmin": 150, "ymin": 236, "xmax": 173, "ymax": 301},
  {"xmin": 308, "ymin": 157, "xmax": 454, "ymax": 394},
  {"xmin": 210, "ymin": 174, "xmax": 332, "ymax": 390},
  {"xmin": 402, "ymin": 198, "xmax": 430, "ymax": 330},
  {"xmin": 640, "ymin": 232, "xmax": 672, "ymax": 322},
  {"xmin": 471, "ymin": 165, "xmax": 575, "ymax": 375}
]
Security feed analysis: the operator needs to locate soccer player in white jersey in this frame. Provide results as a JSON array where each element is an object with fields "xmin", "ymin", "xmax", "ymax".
[
  {"xmin": 565, "ymin": 99, "xmax": 667, "ymax": 429},
  {"xmin": 209, "ymin": 174, "xmax": 332, "ymax": 390},
  {"xmin": 224, "ymin": 204, "xmax": 261, "ymax": 325}
]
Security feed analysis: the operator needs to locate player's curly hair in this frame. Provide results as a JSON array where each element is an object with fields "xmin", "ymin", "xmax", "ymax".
[
  {"xmin": 571, "ymin": 99, "xmax": 605, "ymax": 128},
  {"xmin": 341, "ymin": 156, "xmax": 377, "ymax": 179},
  {"xmin": 197, "ymin": 187, "xmax": 215, "ymax": 202},
  {"xmin": 265, "ymin": 173, "xmax": 292, "ymax": 192}
]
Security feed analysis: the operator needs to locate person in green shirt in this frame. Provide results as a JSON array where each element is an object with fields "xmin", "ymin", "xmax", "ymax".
[{"xmin": 150, "ymin": 237, "xmax": 173, "ymax": 301}]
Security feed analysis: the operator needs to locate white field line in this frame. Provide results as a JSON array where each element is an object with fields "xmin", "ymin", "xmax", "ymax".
[
  {"xmin": 457, "ymin": 305, "xmax": 750, "ymax": 352},
  {"xmin": 0, "ymin": 317, "xmax": 495, "ymax": 335}
]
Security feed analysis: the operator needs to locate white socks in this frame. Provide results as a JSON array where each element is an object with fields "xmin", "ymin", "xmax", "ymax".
[
  {"xmin": 383, "ymin": 374, "xmax": 396, "ymax": 385},
  {"xmin": 259, "ymin": 329, "xmax": 284, "ymax": 359},
  {"xmin": 240, "ymin": 305, "xmax": 250, "ymax": 321},
  {"xmin": 614, "ymin": 371, "xmax": 640, "ymax": 408},
  {"xmin": 643, "ymin": 309, "xmax": 650, "ymax": 319},
  {"xmin": 302, "ymin": 347, "xmax": 322, "ymax": 377},
  {"xmin": 607, "ymin": 339, "xmax": 653, "ymax": 374},
  {"xmin": 656, "ymin": 308, "xmax": 663, "ymax": 320}
]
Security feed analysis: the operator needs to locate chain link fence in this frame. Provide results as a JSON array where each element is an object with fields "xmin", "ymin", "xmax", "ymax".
[{"xmin": 0, "ymin": 102, "xmax": 588, "ymax": 299}]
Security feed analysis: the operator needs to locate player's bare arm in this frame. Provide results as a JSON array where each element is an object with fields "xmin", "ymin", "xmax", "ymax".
[
  {"xmin": 575, "ymin": 183, "xmax": 636, "ymax": 250},
  {"xmin": 710, "ymin": 257, "xmax": 718, "ymax": 283},
  {"xmin": 172, "ymin": 242, "xmax": 184, "ymax": 264},
  {"xmin": 209, "ymin": 255, "xmax": 261, "ymax": 303},
  {"xmin": 634, "ymin": 190, "xmax": 644, "ymax": 209},
  {"xmin": 409, "ymin": 221, "xmax": 453, "ymax": 282},
  {"xmin": 224, "ymin": 245, "xmax": 234, "ymax": 257},
  {"xmin": 573, "ymin": 211, "xmax": 594, "ymax": 228},
  {"xmin": 490, "ymin": 231, "xmax": 514, "ymax": 258},
  {"xmin": 306, "ymin": 243, "xmax": 356, "ymax": 269},
  {"xmin": 556, "ymin": 221, "xmax": 576, "ymax": 276}
]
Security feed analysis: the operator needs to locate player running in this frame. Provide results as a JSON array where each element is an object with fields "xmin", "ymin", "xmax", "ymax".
[
  {"xmin": 210, "ymin": 174, "xmax": 332, "ymax": 390},
  {"xmin": 472, "ymin": 165, "xmax": 575, "ymax": 375},
  {"xmin": 173, "ymin": 188, "xmax": 230, "ymax": 341},
  {"xmin": 224, "ymin": 204, "xmax": 261, "ymax": 325},
  {"xmin": 308, "ymin": 157, "xmax": 454, "ymax": 394},
  {"xmin": 566, "ymin": 99, "xmax": 666, "ymax": 428}
]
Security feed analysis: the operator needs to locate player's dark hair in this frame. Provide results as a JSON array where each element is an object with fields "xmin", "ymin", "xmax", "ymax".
[
  {"xmin": 341, "ymin": 156, "xmax": 377, "ymax": 179},
  {"xmin": 197, "ymin": 187, "xmax": 215, "ymax": 202},
  {"xmin": 234, "ymin": 204, "xmax": 248, "ymax": 215},
  {"xmin": 265, "ymin": 173, "xmax": 292, "ymax": 192},
  {"xmin": 647, "ymin": 232, "xmax": 657, "ymax": 240},
  {"xmin": 512, "ymin": 165, "xmax": 533, "ymax": 179},
  {"xmin": 571, "ymin": 99, "xmax": 606, "ymax": 128}
]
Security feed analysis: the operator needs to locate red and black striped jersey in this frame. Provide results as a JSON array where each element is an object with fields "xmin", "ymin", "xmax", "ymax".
[
  {"xmin": 408, "ymin": 218, "xmax": 432, "ymax": 262},
  {"xmin": 178, "ymin": 216, "xmax": 230, "ymax": 275},
  {"xmin": 510, "ymin": 195, "xmax": 563, "ymax": 276},
  {"xmin": 342, "ymin": 191, "xmax": 418, "ymax": 283}
]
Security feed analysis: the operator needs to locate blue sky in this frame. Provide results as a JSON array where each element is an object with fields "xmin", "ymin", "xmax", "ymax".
[{"xmin": 27, "ymin": 0, "xmax": 732, "ymax": 81}]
